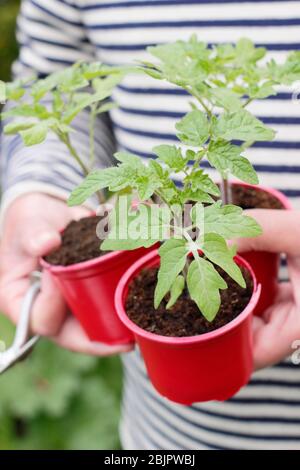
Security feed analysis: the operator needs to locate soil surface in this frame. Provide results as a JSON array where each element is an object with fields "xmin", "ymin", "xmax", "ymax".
[
  {"xmin": 44, "ymin": 185, "xmax": 283, "ymax": 268},
  {"xmin": 231, "ymin": 185, "xmax": 283, "ymax": 209},
  {"xmin": 125, "ymin": 266, "xmax": 253, "ymax": 337},
  {"xmin": 44, "ymin": 216, "xmax": 105, "ymax": 266}
]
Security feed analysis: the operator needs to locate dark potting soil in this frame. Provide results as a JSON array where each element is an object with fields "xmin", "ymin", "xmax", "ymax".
[
  {"xmin": 44, "ymin": 185, "xmax": 282, "ymax": 268},
  {"xmin": 44, "ymin": 216, "xmax": 106, "ymax": 266},
  {"xmin": 231, "ymin": 185, "xmax": 283, "ymax": 210},
  {"xmin": 125, "ymin": 266, "xmax": 253, "ymax": 337}
]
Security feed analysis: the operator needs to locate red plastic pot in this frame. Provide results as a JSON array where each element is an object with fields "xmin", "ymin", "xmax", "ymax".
[
  {"xmin": 115, "ymin": 249, "xmax": 261, "ymax": 405},
  {"xmin": 233, "ymin": 182, "xmax": 291, "ymax": 316},
  {"xmin": 41, "ymin": 247, "xmax": 150, "ymax": 345}
]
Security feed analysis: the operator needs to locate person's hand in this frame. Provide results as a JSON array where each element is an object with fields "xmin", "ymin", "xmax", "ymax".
[
  {"xmin": 0, "ymin": 193, "xmax": 133, "ymax": 355},
  {"xmin": 236, "ymin": 209, "xmax": 300, "ymax": 370}
]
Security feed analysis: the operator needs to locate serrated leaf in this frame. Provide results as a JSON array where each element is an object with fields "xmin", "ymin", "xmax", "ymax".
[
  {"xmin": 175, "ymin": 110, "xmax": 209, "ymax": 146},
  {"xmin": 180, "ymin": 188, "xmax": 214, "ymax": 204},
  {"xmin": 204, "ymin": 201, "xmax": 262, "ymax": 239},
  {"xmin": 213, "ymin": 109, "xmax": 275, "ymax": 142},
  {"xmin": 19, "ymin": 123, "xmax": 48, "ymax": 146},
  {"xmin": 247, "ymin": 81, "xmax": 276, "ymax": 99},
  {"xmin": 59, "ymin": 68, "xmax": 89, "ymax": 93},
  {"xmin": 147, "ymin": 40, "xmax": 209, "ymax": 87},
  {"xmin": 63, "ymin": 88, "xmax": 116, "ymax": 124},
  {"xmin": 185, "ymin": 170, "xmax": 221, "ymax": 196},
  {"xmin": 68, "ymin": 167, "xmax": 128, "ymax": 206},
  {"xmin": 235, "ymin": 38, "xmax": 266, "ymax": 66},
  {"xmin": 200, "ymin": 233, "xmax": 245, "ymax": 287},
  {"xmin": 187, "ymin": 257, "xmax": 227, "ymax": 321},
  {"xmin": 209, "ymin": 88, "xmax": 242, "ymax": 112},
  {"xmin": 92, "ymin": 73, "xmax": 123, "ymax": 96},
  {"xmin": 114, "ymin": 151, "xmax": 144, "ymax": 169},
  {"xmin": 102, "ymin": 198, "xmax": 168, "ymax": 251},
  {"xmin": 208, "ymin": 140, "xmax": 259, "ymax": 184},
  {"xmin": 135, "ymin": 174, "xmax": 161, "ymax": 200},
  {"xmin": 166, "ymin": 275, "xmax": 185, "ymax": 309},
  {"xmin": 153, "ymin": 145, "xmax": 186, "ymax": 172},
  {"xmin": 2, "ymin": 103, "xmax": 49, "ymax": 119},
  {"xmin": 154, "ymin": 239, "xmax": 188, "ymax": 308},
  {"xmin": 4, "ymin": 121, "xmax": 35, "ymax": 135}
]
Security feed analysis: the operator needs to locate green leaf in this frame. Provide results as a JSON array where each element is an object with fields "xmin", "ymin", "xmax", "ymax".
[
  {"xmin": 200, "ymin": 233, "xmax": 245, "ymax": 287},
  {"xmin": 92, "ymin": 73, "xmax": 123, "ymax": 94},
  {"xmin": 4, "ymin": 121, "xmax": 35, "ymax": 135},
  {"xmin": 267, "ymin": 52, "xmax": 300, "ymax": 85},
  {"xmin": 2, "ymin": 103, "xmax": 50, "ymax": 119},
  {"xmin": 247, "ymin": 81, "xmax": 276, "ymax": 99},
  {"xmin": 31, "ymin": 69, "xmax": 67, "ymax": 100},
  {"xmin": 96, "ymin": 101, "xmax": 118, "ymax": 114},
  {"xmin": 166, "ymin": 275, "xmax": 185, "ymax": 309},
  {"xmin": 185, "ymin": 170, "xmax": 221, "ymax": 196},
  {"xmin": 81, "ymin": 61, "xmax": 103, "ymax": 79},
  {"xmin": 63, "ymin": 89, "xmax": 115, "ymax": 124},
  {"xmin": 5, "ymin": 79, "xmax": 30, "ymax": 101},
  {"xmin": 235, "ymin": 38, "xmax": 266, "ymax": 67},
  {"xmin": 213, "ymin": 109, "xmax": 275, "ymax": 142},
  {"xmin": 102, "ymin": 198, "xmax": 169, "ymax": 251},
  {"xmin": 208, "ymin": 140, "xmax": 259, "ymax": 184},
  {"xmin": 187, "ymin": 257, "xmax": 227, "ymax": 321},
  {"xmin": 68, "ymin": 167, "xmax": 126, "ymax": 206},
  {"xmin": 147, "ymin": 39, "xmax": 209, "ymax": 87},
  {"xmin": 175, "ymin": 110, "xmax": 209, "ymax": 146},
  {"xmin": 180, "ymin": 188, "xmax": 214, "ymax": 204},
  {"xmin": 204, "ymin": 201, "xmax": 263, "ymax": 239},
  {"xmin": 58, "ymin": 66, "xmax": 89, "ymax": 93},
  {"xmin": 135, "ymin": 174, "xmax": 162, "ymax": 201},
  {"xmin": 154, "ymin": 239, "xmax": 188, "ymax": 308},
  {"xmin": 153, "ymin": 145, "xmax": 186, "ymax": 172},
  {"xmin": 114, "ymin": 151, "xmax": 144, "ymax": 169},
  {"xmin": 19, "ymin": 123, "xmax": 48, "ymax": 146},
  {"xmin": 209, "ymin": 88, "xmax": 242, "ymax": 112}
]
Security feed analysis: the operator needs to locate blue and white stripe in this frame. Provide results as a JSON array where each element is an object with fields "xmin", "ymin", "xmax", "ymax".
[{"xmin": 1, "ymin": 0, "xmax": 300, "ymax": 449}]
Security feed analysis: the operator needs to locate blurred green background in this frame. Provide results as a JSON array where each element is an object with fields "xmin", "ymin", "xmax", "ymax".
[{"xmin": 0, "ymin": 0, "xmax": 123, "ymax": 450}]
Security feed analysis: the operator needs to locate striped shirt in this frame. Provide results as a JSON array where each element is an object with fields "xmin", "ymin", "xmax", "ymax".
[{"xmin": 2, "ymin": 0, "xmax": 300, "ymax": 450}]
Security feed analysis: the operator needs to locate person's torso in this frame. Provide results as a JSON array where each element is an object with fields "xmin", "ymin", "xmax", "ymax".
[
  {"xmin": 77, "ymin": 0, "xmax": 300, "ymax": 449},
  {"xmin": 79, "ymin": 0, "xmax": 300, "ymax": 211}
]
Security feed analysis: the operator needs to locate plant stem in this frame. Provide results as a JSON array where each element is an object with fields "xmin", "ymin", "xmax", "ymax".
[
  {"xmin": 59, "ymin": 133, "xmax": 90, "ymax": 176},
  {"xmin": 220, "ymin": 177, "xmax": 232, "ymax": 205},
  {"xmin": 58, "ymin": 132, "xmax": 104, "ymax": 204},
  {"xmin": 243, "ymin": 97, "xmax": 253, "ymax": 108},
  {"xmin": 89, "ymin": 104, "xmax": 97, "ymax": 167}
]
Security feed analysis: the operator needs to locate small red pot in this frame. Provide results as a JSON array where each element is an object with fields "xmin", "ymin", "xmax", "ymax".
[
  {"xmin": 41, "ymin": 247, "xmax": 150, "ymax": 345},
  {"xmin": 233, "ymin": 182, "xmax": 291, "ymax": 316},
  {"xmin": 115, "ymin": 249, "xmax": 261, "ymax": 405}
]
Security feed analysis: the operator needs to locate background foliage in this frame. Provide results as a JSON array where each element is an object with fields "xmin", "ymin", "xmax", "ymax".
[{"xmin": 0, "ymin": 0, "xmax": 123, "ymax": 450}]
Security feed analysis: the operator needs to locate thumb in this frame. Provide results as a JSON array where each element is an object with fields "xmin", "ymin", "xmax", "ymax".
[
  {"xmin": 235, "ymin": 209, "xmax": 300, "ymax": 256},
  {"xmin": 21, "ymin": 217, "xmax": 62, "ymax": 257}
]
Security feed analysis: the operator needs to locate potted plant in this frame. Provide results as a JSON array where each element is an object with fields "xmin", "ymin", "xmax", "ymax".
[
  {"xmin": 2, "ymin": 62, "xmax": 147, "ymax": 345},
  {"xmin": 140, "ymin": 37, "xmax": 300, "ymax": 314},
  {"xmin": 68, "ymin": 132, "xmax": 262, "ymax": 403}
]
